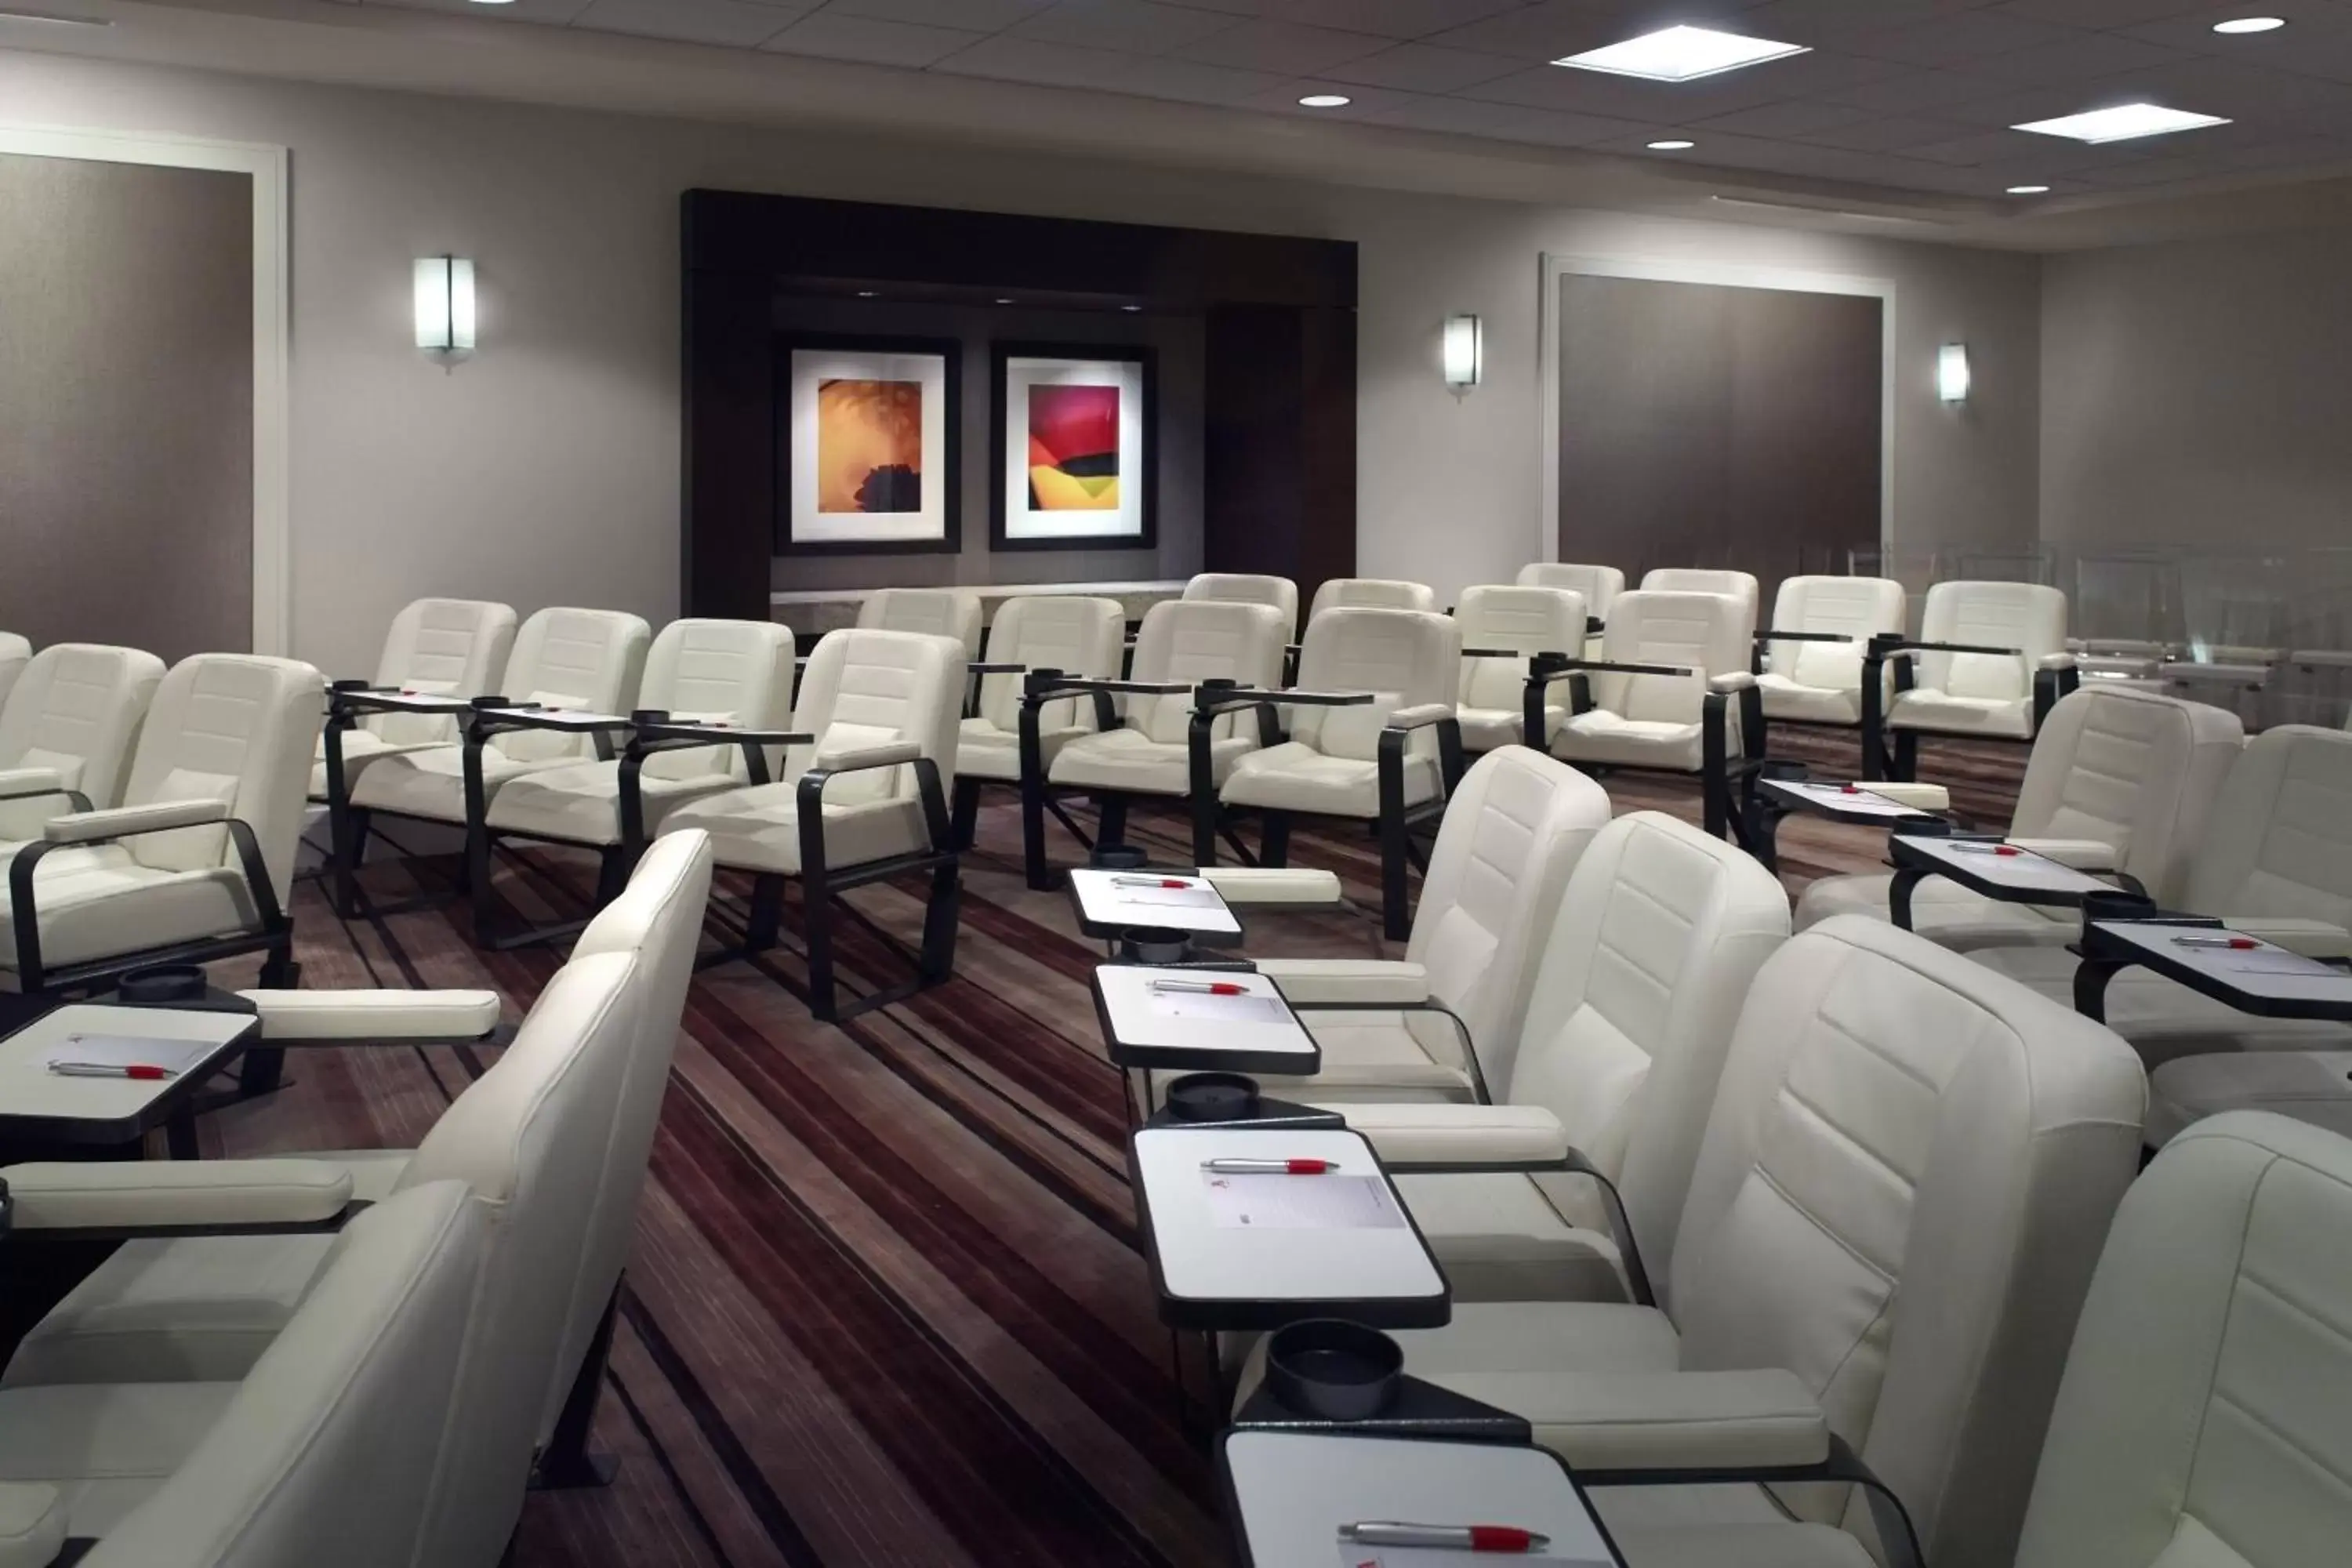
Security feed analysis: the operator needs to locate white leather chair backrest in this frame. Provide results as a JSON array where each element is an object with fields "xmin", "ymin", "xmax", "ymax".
[
  {"xmin": 1289, "ymin": 608, "xmax": 1461, "ymax": 762},
  {"xmin": 397, "ymin": 949, "xmax": 643, "ymax": 1568},
  {"xmin": 2181, "ymin": 724, "xmax": 2352, "ymax": 929},
  {"xmin": 2012, "ymin": 686, "xmax": 2242, "ymax": 904},
  {"xmin": 1307, "ymin": 578, "xmax": 1439, "ymax": 621},
  {"xmin": 1183, "ymin": 573, "xmax": 1299, "ymax": 641},
  {"xmin": 2013, "ymin": 1111, "xmax": 2352, "ymax": 1568},
  {"xmin": 0, "ymin": 643, "xmax": 165, "ymax": 809},
  {"xmin": 858, "ymin": 587, "xmax": 983, "ymax": 662},
  {"xmin": 119, "ymin": 655, "xmax": 324, "ymax": 903},
  {"xmin": 1915, "ymin": 581, "xmax": 2068, "ymax": 702},
  {"xmin": 1123, "ymin": 600, "xmax": 1287, "ymax": 747},
  {"xmin": 0, "ymin": 635, "xmax": 27, "ymax": 719},
  {"xmin": 1640, "ymin": 568, "xmax": 1759, "ymax": 635},
  {"xmin": 1668, "ymin": 915, "xmax": 2146, "ymax": 1566},
  {"xmin": 540, "ymin": 829, "xmax": 713, "ymax": 1441},
  {"xmin": 495, "ymin": 608, "xmax": 652, "ymax": 764},
  {"xmin": 1765, "ymin": 576, "xmax": 1904, "ymax": 691},
  {"xmin": 1519, "ymin": 563, "xmax": 1623, "ymax": 622},
  {"xmin": 1410, "ymin": 749, "xmax": 1613, "ymax": 1068},
  {"xmin": 82, "ymin": 1181, "xmax": 487, "ymax": 1568},
  {"xmin": 637, "ymin": 619, "xmax": 796, "ymax": 783},
  {"xmin": 1455, "ymin": 586, "xmax": 1586, "ymax": 713},
  {"xmin": 977, "ymin": 596, "xmax": 1125, "ymax": 736},
  {"xmin": 786, "ymin": 628, "xmax": 964, "ymax": 803},
  {"xmin": 367, "ymin": 598, "xmax": 517, "ymax": 745},
  {"xmin": 1589, "ymin": 590, "xmax": 1748, "ymax": 725},
  {"xmin": 1505, "ymin": 811, "xmax": 1789, "ymax": 1265}
]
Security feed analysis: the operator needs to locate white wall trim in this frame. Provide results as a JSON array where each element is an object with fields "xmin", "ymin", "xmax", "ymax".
[
  {"xmin": 0, "ymin": 123, "xmax": 291, "ymax": 656},
  {"xmin": 1537, "ymin": 251, "xmax": 1896, "ymax": 567}
]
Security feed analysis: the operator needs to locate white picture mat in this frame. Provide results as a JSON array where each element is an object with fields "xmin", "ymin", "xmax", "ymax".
[
  {"xmin": 788, "ymin": 347, "xmax": 950, "ymax": 545},
  {"xmin": 1001, "ymin": 355, "xmax": 1147, "ymax": 542}
]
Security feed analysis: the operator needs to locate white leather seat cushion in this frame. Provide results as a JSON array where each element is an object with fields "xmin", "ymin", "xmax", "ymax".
[
  {"xmin": 956, "ymin": 717, "xmax": 1086, "ymax": 783},
  {"xmin": 1255, "ymin": 1011, "xmax": 1475, "ymax": 1101},
  {"xmin": 1756, "ymin": 673, "xmax": 1861, "ymax": 726},
  {"xmin": 1610, "ymin": 1523, "xmax": 1873, "ymax": 1567},
  {"xmin": 0, "ymin": 849, "xmax": 258, "ymax": 975},
  {"xmin": 346, "ymin": 744, "xmax": 564, "ymax": 823},
  {"xmin": 1555, "ymin": 710, "xmax": 1704, "ymax": 771},
  {"xmin": 1049, "ymin": 728, "xmax": 1255, "ymax": 796},
  {"xmin": 1462, "ymin": 704, "xmax": 1559, "ymax": 752},
  {"xmin": 1887, "ymin": 689, "xmax": 2034, "ymax": 739},
  {"xmin": 2146, "ymin": 1052, "xmax": 2352, "ymax": 1145},
  {"xmin": 1794, "ymin": 872, "xmax": 2078, "ymax": 950},
  {"xmin": 662, "ymin": 782, "xmax": 929, "ymax": 876},
  {"xmin": 1394, "ymin": 1172, "xmax": 1626, "ymax": 1303},
  {"xmin": 1220, "ymin": 742, "xmax": 1439, "ymax": 818},
  {"xmin": 485, "ymin": 760, "xmax": 733, "ymax": 846},
  {"xmin": 1396, "ymin": 1298, "xmax": 1684, "ymax": 1429},
  {"xmin": 307, "ymin": 731, "xmax": 438, "ymax": 800},
  {"xmin": 0, "ymin": 1381, "xmax": 238, "ymax": 1538},
  {"xmin": 1968, "ymin": 945, "xmax": 2352, "ymax": 1065}
]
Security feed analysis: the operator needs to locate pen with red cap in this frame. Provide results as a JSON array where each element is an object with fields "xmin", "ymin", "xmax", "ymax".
[
  {"xmin": 1201, "ymin": 1157, "xmax": 1338, "ymax": 1174},
  {"xmin": 1113, "ymin": 876, "xmax": 1198, "ymax": 890},
  {"xmin": 48, "ymin": 1062, "xmax": 178, "ymax": 1081},
  {"xmin": 1339, "ymin": 1522, "xmax": 1551, "ymax": 1553},
  {"xmin": 1147, "ymin": 978, "xmax": 1249, "ymax": 996}
]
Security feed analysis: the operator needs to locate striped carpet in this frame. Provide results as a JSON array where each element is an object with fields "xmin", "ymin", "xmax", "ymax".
[{"xmin": 185, "ymin": 729, "xmax": 2023, "ymax": 1567}]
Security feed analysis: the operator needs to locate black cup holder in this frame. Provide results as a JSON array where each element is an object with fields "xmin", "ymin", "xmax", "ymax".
[
  {"xmin": 1264, "ymin": 1319, "xmax": 1403, "ymax": 1422},
  {"xmin": 1163, "ymin": 1072, "xmax": 1261, "ymax": 1123},
  {"xmin": 1120, "ymin": 926, "xmax": 1196, "ymax": 965},
  {"xmin": 118, "ymin": 964, "xmax": 209, "ymax": 1006},
  {"xmin": 1091, "ymin": 845, "xmax": 1149, "ymax": 871},
  {"xmin": 631, "ymin": 708, "xmax": 671, "ymax": 725}
]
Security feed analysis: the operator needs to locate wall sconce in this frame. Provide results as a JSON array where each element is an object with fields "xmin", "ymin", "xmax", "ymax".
[
  {"xmin": 414, "ymin": 256, "xmax": 477, "ymax": 354},
  {"xmin": 1936, "ymin": 343, "xmax": 1970, "ymax": 403},
  {"xmin": 1443, "ymin": 313, "xmax": 1483, "ymax": 390}
]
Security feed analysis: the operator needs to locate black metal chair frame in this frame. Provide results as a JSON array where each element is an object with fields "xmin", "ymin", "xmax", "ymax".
[
  {"xmin": 1858, "ymin": 633, "xmax": 2081, "ymax": 782},
  {"xmin": 1523, "ymin": 653, "xmax": 1759, "ymax": 850}
]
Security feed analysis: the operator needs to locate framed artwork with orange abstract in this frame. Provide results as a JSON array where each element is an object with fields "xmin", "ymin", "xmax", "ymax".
[
  {"xmin": 989, "ymin": 343, "xmax": 1156, "ymax": 552},
  {"xmin": 777, "ymin": 334, "xmax": 960, "ymax": 554}
]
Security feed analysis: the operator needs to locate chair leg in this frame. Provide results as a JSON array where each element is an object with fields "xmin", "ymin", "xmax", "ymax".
[
  {"xmin": 1191, "ymin": 793, "xmax": 1219, "ymax": 869},
  {"xmin": 467, "ymin": 823, "xmax": 498, "ymax": 946},
  {"xmin": 1379, "ymin": 808, "xmax": 1411, "ymax": 943},
  {"xmin": 593, "ymin": 848, "xmax": 629, "ymax": 908},
  {"xmin": 1097, "ymin": 795, "xmax": 1130, "ymax": 855},
  {"xmin": 532, "ymin": 1285, "xmax": 620, "ymax": 1490},
  {"xmin": 804, "ymin": 878, "xmax": 840, "ymax": 1022},
  {"xmin": 745, "ymin": 875, "xmax": 784, "ymax": 953},
  {"xmin": 333, "ymin": 806, "xmax": 369, "ymax": 919},
  {"xmin": 918, "ymin": 857, "xmax": 961, "ymax": 987},
  {"xmin": 238, "ymin": 945, "xmax": 301, "ymax": 1096},
  {"xmin": 1892, "ymin": 728, "xmax": 1920, "ymax": 782},
  {"xmin": 949, "ymin": 776, "xmax": 982, "ymax": 854},
  {"xmin": 1260, "ymin": 811, "xmax": 1293, "ymax": 869}
]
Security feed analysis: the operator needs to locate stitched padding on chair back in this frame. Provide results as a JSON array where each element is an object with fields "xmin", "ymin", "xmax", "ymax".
[
  {"xmin": 638, "ymin": 619, "xmax": 796, "ymax": 783},
  {"xmin": 1916, "ymin": 581, "xmax": 2067, "ymax": 702},
  {"xmin": 121, "ymin": 655, "xmax": 324, "ymax": 902},
  {"xmin": 399, "ymin": 950, "xmax": 643, "ymax": 1568},
  {"xmin": 787, "ymin": 628, "xmax": 965, "ymax": 801},
  {"xmin": 1457, "ymin": 586, "xmax": 1585, "ymax": 712},
  {"xmin": 1518, "ymin": 563, "xmax": 1623, "ymax": 621},
  {"xmin": 1640, "ymin": 568, "xmax": 1760, "ymax": 636},
  {"xmin": 542, "ymin": 829, "xmax": 713, "ymax": 1441},
  {"xmin": 2182, "ymin": 724, "xmax": 2352, "ymax": 929},
  {"xmin": 81, "ymin": 1182, "xmax": 486, "ymax": 1568},
  {"xmin": 1124, "ymin": 601, "xmax": 1287, "ymax": 746},
  {"xmin": 1591, "ymin": 591, "xmax": 1748, "ymax": 725},
  {"xmin": 1307, "ymin": 578, "xmax": 1439, "ymax": 621},
  {"xmin": 0, "ymin": 635, "xmax": 27, "ymax": 720},
  {"xmin": 858, "ymin": 587, "xmax": 983, "ymax": 662},
  {"xmin": 2011, "ymin": 686, "xmax": 2242, "ymax": 905},
  {"xmin": 1183, "ymin": 573, "xmax": 1300, "ymax": 641},
  {"xmin": 0, "ymin": 643, "xmax": 165, "ymax": 808},
  {"xmin": 1410, "ymin": 749, "xmax": 1611, "ymax": 1073},
  {"xmin": 1668, "ymin": 916, "xmax": 2146, "ymax": 1567},
  {"xmin": 368, "ymin": 598, "xmax": 517, "ymax": 746},
  {"xmin": 1505, "ymin": 811, "xmax": 1788, "ymax": 1265},
  {"xmin": 1290, "ymin": 608, "xmax": 1461, "ymax": 762},
  {"xmin": 1767, "ymin": 576, "xmax": 1904, "ymax": 692},
  {"xmin": 977, "ymin": 596, "xmax": 1125, "ymax": 735},
  {"xmin": 2013, "ymin": 1112, "xmax": 2352, "ymax": 1568},
  {"xmin": 495, "ymin": 608, "xmax": 652, "ymax": 764}
]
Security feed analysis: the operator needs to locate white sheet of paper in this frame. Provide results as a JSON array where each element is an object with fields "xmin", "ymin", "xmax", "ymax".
[
  {"xmin": 1774, "ymin": 780, "xmax": 1926, "ymax": 818},
  {"xmin": 1337, "ymin": 1547, "xmax": 1601, "ymax": 1568},
  {"xmin": 43, "ymin": 1033, "xmax": 219, "ymax": 1075},
  {"xmin": 1205, "ymin": 1171, "xmax": 1406, "ymax": 1231},
  {"xmin": 1148, "ymin": 990, "xmax": 1290, "ymax": 1025},
  {"xmin": 1114, "ymin": 884, "xmax": 1226, "ymax": 910},
  {"xmin": 2223, "ymin": 948, "xmax": 2341, "ymax": 977}
]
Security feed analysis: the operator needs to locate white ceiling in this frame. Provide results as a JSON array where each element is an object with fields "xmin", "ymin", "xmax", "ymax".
[{"xmin": 308, "ymin": 0, "xmax": 2352, "ymax": 201}]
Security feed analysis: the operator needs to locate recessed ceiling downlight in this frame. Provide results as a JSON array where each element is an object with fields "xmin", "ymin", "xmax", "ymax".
[
  {"xmin": 1298, "ymin": 94, "xmax": 1352, "ymax": 108},
  {"xmin": 2212, "ymin": 16, "xmax": 2286, "ymax": 33},
  {"xmin": 1648, "ymin": 139, "xmax": 1697, "ymax": 150}
]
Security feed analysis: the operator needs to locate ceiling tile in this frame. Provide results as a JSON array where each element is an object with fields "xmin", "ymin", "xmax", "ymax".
[
  {"xmin": 364, "ymin": 0, "xmax": 601, "ymax": 23},
  {"xmin": 1105, "ymin": 53, "xmax": 1290, "ymax": 102},
  {"xmin": 1010, "ymin": 1, "xmax": 1243, "ymax": 55},
  {"xmin": 2121, "ymin": 0, "xmax": 2352, "ymax": 51},
  {"xmin": 1990, "ymin": 0, "xmax": 2214, "ymax": 24},
  {"xmin": 1236, "ymin": 79, "xmax": 1427, "ymax": 117},
  {"xmin": 1464, "ymin": 62, "xmax": 1795, "ymax": 122},
  {"xmin": 1174, "ymin": 16, "xmax": 1396, "ymax": 71},
  {"xmin": 1266, "ymin": 0, "xmax": 1531, "ymax": 38},
  {"xmin": 1319, "ymin": 42, "xmax": 1528, "ymax": 92},
  {"xmin": 1837, "ymin": 10, "xmax": 2093, "ymax": 67},
  {"xmin": 1689, "ymin": 99, "xmax": 1877, "ymax": 136},
  {"xmin": 821, "ymin": 0, "xmax": 1057, "ymax": 29},
  {"xmin": 1969, "ymin": 31, "xmax": 2193, "ymax": 84},
  {"xmin": 760, "ymin": 10, "xmax": 985, "ymax": 65},
  {"xmin": 1737, "ymin": 0, "xmax": 1976, "ymax": 33},
  {"xmin": 570, "ymin": 0, "xmax": 812, "ymax": 47},
  {"xmin": 930, "ymin": 33, "xmax": 1138, "ymax": 84},
  {"xmin": 1819, "ymin": 65, "xmax": 2024, "ymax": 113},
  {"xmin": 1795, "ymin": 112, "xmax": 1987, "ymax": 149},
  {"xmin": 1419, "ymin": 0, "xmax": 1751, "ymax": 65},
  {"xmin": 1368, "ymin": 93, "xmax": 1653, "ymax": 147}
]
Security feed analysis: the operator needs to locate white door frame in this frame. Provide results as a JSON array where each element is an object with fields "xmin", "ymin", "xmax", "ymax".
[
  {"xmin": 1537, "ymin": 252, "xmax": 1895, "ymax": 568},
  {"xmin": 0, "ymin": 123, "xmax": 290, "ymax": 655}
]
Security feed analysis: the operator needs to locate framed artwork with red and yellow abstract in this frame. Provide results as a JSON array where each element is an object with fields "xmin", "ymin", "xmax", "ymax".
[
  {"xmin": 989, "ymin": 343, "xmax": 1156, "ymax": 552},
  {"xmin": 776, "ymin": 333, "xmax": 960, "ymax": 555}
]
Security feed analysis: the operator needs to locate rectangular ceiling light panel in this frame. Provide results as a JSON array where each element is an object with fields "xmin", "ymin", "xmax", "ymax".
[{"xmin": 1554, "ymin": 25, "xmax": 1809, "ymax": 83}]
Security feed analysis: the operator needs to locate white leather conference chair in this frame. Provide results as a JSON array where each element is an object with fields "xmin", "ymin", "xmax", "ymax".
[
  {"xmin": 1454, "ymin": 585, "xmax": 1586, "ymax": 753},
  {"xmin": 1517, "ymin": 562, "xmax": 1622, "ymax": 636},
  {"xmin": 0, "ymin": 635, "xmax": 27, "ymax": 720},
  {"xmin": 310, "ymin": 597, "xmax": 517, "ymax": 802},
  {"xmin": 1306, "ymin": 578, "xmax": 1438, "ymax": 619},
  {"xmin": 473, "ymin": 618, "xmax": 789, "ymax": 946},
  {"xmin": 1875, "ymin": 580, "xmax": 2076, "ymax": 781},
  {"xmin": 1182, "ymin": 573, "xmax": 1298, "ymax": 643},
  {"xmin": 1752, "ymin": 575, "xmax": 1906, "ymax": 734},
  {"xmin": 1228, "ymin": 748, "xmax": 1611, "ymax": 1105},
  {"xmin": 0, "ymin": 655, "xmax": 321, "ymax": 1008},
  {"xmin": 1544, "ymin": 590, "xmax": 1756, "ymax": 843},
  {"xmin": 0, "ymin": 1181, "xmax": 485, "ymax": 1567},
  {"xmin": 857, "ymin": 586, "xmax": 982, "ymax": 662},
  {"xmin": 1345, "ymin": 916, "xmax": 2145, "ymax": 1568},
  {"xmin": 1639, "ymin": 567, "xmax": 1759, "ymax": 638},
  {"xmin": 949, "ymin": 594, "xmax": 1124, "ymax": 853},
  {"xmin": 662, "ymin": 627, "xmax": 964, "ymax": 1022},
  {"xmin": 1221, "ymin": 607, "xmax": 1464, "ymax": 939},
  {"xmin": 1036, "ymin": 598, "xmax": 1287, "ymax": 884},
  {"xmin": 1797, "ymin": 685, "xmax": 2242, "ymax": 949},
  {"xmin": 341, "ymin": 605, "xmax": 650, "ymax": 920},
  {"xmin": 0, "ymin": 643, "xmax": 166, "ymax": 844},
  {"xmin": 1330, "ymin": 811, "xmax": 1789, "ymax": 1305}
]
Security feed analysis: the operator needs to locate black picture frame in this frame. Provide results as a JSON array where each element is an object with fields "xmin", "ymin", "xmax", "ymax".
[
  {"xmin": 989, "ymin": 340, "xmax": 1158, "ymax": 554},
  {"xmin": 773, "ymin": 331, "xmax": 963, "ymax": 557}
]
